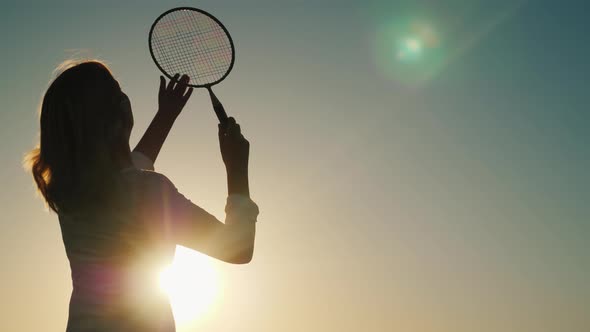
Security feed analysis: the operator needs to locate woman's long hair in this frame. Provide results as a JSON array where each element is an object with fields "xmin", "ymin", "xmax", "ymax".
[{"xmin": 24, "ymin": 60, "xmax": 132, "ymax": 213}]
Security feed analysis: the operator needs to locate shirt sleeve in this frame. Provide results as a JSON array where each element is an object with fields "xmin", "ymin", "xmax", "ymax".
[
  {"xmin": 225, "ymin": 194, "xmax": 260, "ymax": 224},
  {"xmin": 131, "ymin": 151, "xmax": 155, "ymax": 171},
  {"xmin": 147, "ymin": 173, "xmax": 259, "ymax": 247}
]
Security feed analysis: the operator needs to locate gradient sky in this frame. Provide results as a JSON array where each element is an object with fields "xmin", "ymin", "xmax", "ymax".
[{"xmin": 1, "ymin": 0, "xmax": 589, "ymax": 331}]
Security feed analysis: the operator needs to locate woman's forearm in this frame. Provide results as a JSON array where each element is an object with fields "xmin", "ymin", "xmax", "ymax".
[
  {"xmin": 133, "ymin": 110, "xmax": 177, "ymax": 163},
  {"xmin": 136, "ymin": 74, "xmax": 193, "ymax": 162},
  {"xmin": 227, "ymin": 168, "xmax": 250, "ymax": 197},
  {"xmin": 225, "ymin": 221, "xmax": 256, "ymax": 264}
]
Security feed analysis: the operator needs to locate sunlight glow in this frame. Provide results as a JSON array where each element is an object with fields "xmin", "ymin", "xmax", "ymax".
[
  {"xmin": 406, "ymin": 38, "xmax": 422, "ymax": 53},
  {"xmin": 159, "ymin": 246, "xmax": 219, "ymax": 326},
  {"xmin": 398, "ymin": 38, "xmax": 423, "ymax": 60},
  {"xmin": 372, "ymin": 17, "xmax": 443, "ymax": 86}
]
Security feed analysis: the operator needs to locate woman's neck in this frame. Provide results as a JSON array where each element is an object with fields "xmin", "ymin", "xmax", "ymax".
[{"xmin": 113, "ymin": 144, "xmax": 133, "ymax": 170}]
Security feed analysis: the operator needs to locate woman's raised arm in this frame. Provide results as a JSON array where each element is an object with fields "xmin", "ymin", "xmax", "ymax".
[
  {"xmin": 151, "ymin": 116, "xmax": 257, "ymax": 264},
  {"xmin": 133, "ymin": 74, "xmax": 193, "ymax": 163}
]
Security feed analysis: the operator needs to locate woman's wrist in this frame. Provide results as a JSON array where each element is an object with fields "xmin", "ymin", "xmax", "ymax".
[
  {"xmin": 156, "ymin": 108, "xmax": 180, "ymax": 123},
  {"xmin": 227, "ymin": 167, "xmax": 249, "ymax": 196}
]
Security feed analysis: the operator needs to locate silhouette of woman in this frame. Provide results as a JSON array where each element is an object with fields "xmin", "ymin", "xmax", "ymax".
[{"xmin": 24, "ymin": 60, "xmax": 258, "ymax": 331}]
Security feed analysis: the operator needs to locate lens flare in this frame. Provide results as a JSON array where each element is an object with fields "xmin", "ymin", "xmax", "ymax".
[
  {"xmin": 406, "ymin": 38, "xmax": 422, "ymax": 53},
  {"xmin": 372, "ymin": 17, "xmax": 444, "ymax": 87},
  {"xmin": 398, "ymin": 38, "xmax": 423, "ymax": 61}
]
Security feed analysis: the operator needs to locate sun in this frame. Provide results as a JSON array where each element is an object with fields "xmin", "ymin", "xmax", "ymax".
[{"xmin": 159, "ymin": 246, "xmax": 220, "ymax": 326}]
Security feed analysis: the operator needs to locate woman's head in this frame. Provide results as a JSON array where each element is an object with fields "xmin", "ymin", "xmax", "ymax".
[{"xmin": 25, "ymin": 59, "xmax": 134, "ymax": 213}]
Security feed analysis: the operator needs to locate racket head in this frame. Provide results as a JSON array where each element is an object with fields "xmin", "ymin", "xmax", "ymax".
[{"xmin": 148, "ymin": 7, "xmax": 235, "ymax": 88}]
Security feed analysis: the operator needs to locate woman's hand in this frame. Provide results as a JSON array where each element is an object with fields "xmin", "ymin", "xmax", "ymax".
[
  {"xmin": 219, "ymin": 117, "xmax": 250, "ymax": 171},
  {"xmin": 219, "ymin": 117, "xmax": 250, "ymax": 196},
  {"xmin": 158, "ymin": 74, "xmax": 193, "ymax": 119},
  {"xmin": 132, "ymin": 74, "xmax": 193, "ymax": 164}
]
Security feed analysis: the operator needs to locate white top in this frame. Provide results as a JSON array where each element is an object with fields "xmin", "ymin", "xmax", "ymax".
[
  {"xmin": 130, "ymin": 150, "xmax": 156, "ymax": 171},
  {"xmin": 129, "ymin": 151, "xmax": 259, "ymax": 223},
  {"xmin": 58, "ymin": 151, "xmax": 258, "ymax": 331}
]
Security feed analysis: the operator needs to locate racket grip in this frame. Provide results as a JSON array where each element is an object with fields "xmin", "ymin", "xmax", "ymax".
[{"xmin": 207, "ymin": 86, "xmax": 229, "ymax": 125}]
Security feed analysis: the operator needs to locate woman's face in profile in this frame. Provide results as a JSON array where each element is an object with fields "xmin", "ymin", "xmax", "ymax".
[{"xmin": 118, "ymin": 91, "xmax": 134, "ymax": 140}]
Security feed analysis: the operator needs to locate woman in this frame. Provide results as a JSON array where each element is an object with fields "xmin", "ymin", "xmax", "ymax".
[{"xmin": 24, "ymin": 60, "xmax": 258, "ymax": 331}]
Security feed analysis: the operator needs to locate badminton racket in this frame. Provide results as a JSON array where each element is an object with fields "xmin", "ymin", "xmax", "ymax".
[{"xmin": 149, "ymin": 7, "xmax": 235, "ymax": 124}]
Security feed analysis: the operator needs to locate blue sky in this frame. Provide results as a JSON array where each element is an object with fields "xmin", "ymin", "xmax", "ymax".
[{"xmin": 1, "ymin": 1, "xmax": 588, "ymax": 331}]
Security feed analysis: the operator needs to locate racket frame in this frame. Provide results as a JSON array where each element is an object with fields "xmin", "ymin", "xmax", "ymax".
[{"xmin": 148, "ymin": 6, "xmax": 236, "ymax": 89}]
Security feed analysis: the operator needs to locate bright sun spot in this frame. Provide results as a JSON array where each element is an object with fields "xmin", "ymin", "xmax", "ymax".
[
  {"xmin": 406, "ymin": 38, "xmax": 422, "ymax": 53},
  {"xmin": 397, "ymin": 37, "xmax": 423, "ymax": 60},
  {"xmin": 159, "ymin": 246, "xmax": 219, "ymax": 326}
]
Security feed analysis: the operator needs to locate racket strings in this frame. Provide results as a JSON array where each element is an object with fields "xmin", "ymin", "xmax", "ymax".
[{"xmin": 150, "ymin": 9, "xmax": 233, "ymax": 86}]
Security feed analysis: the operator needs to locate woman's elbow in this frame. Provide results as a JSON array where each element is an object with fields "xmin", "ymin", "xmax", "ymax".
[
  {"xmin": 231, "ymin": 256, "xmax": 253, "ymax": 265},
  {"xmin": 225, "ymin": 224, "xmax": 255, "ymax": 264},
  {"xmin": 227, "ymin": 246, "xmax": 254, "ymax": 264}
]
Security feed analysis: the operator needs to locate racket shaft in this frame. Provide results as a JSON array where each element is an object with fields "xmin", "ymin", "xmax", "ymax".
[{"xmin": 207, "ymin": 87, "xmax": 229, "ymax": 124}]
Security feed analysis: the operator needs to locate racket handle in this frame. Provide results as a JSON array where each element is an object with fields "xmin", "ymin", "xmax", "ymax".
[{"xmin": 207, "ymin": 86, "xmax": 229, "ymax": 125}]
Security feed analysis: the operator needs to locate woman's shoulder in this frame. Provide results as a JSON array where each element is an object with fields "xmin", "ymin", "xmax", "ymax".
[
  {"xmin": 130, "ymin": 171, "xmax": 185, "ymax": 207},
  {"xmin": 121, "ymin": 168, "xmax": 174, "ymax": 189},
  {"xmin": 115, "ymin": 170, "xmax": 179, "ymax": 218}
]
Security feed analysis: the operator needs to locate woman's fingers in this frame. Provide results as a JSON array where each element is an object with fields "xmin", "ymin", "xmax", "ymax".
[
  {"xmin": 226, "ymin": 117, "xmax": 236, "ymax": 135},
  {"xmin": 159, "ymin": 76, "xmax": 166, "ymax": 93},
  {"xmin": 231, "ymin": 123, "xmax": 242, "ymax": 136},
  {"xmin": 226, "ymin": 117, "xmax": 244, "ymax": 139},
  {"xmin": 174, "ymin": 75, "xmax": 190, "ymax": 95},
  {"xmin": 162, "ymin": 73, "xmax": 191, "ymax": 99},
  {"xmin": 218, "ymin": 123, "xmax": 226, "ymax": 141},
  {"xmin": 219, "ymin": 117, "xmax": 236, "ymax": 137},
  {"xmin": 182, "ymin": 87, "xmax": 193, "ymax": 102},
  {"xmin": 158, "ymin": 74, "xmax": 193, "ymax": 116},
  {"xmin": 167, "ymin": 73, "xmax": 180, "ymax": 91},
  {"xmin": 219, "ymin": 117, "xmax": 247, "ymax": 147}
]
